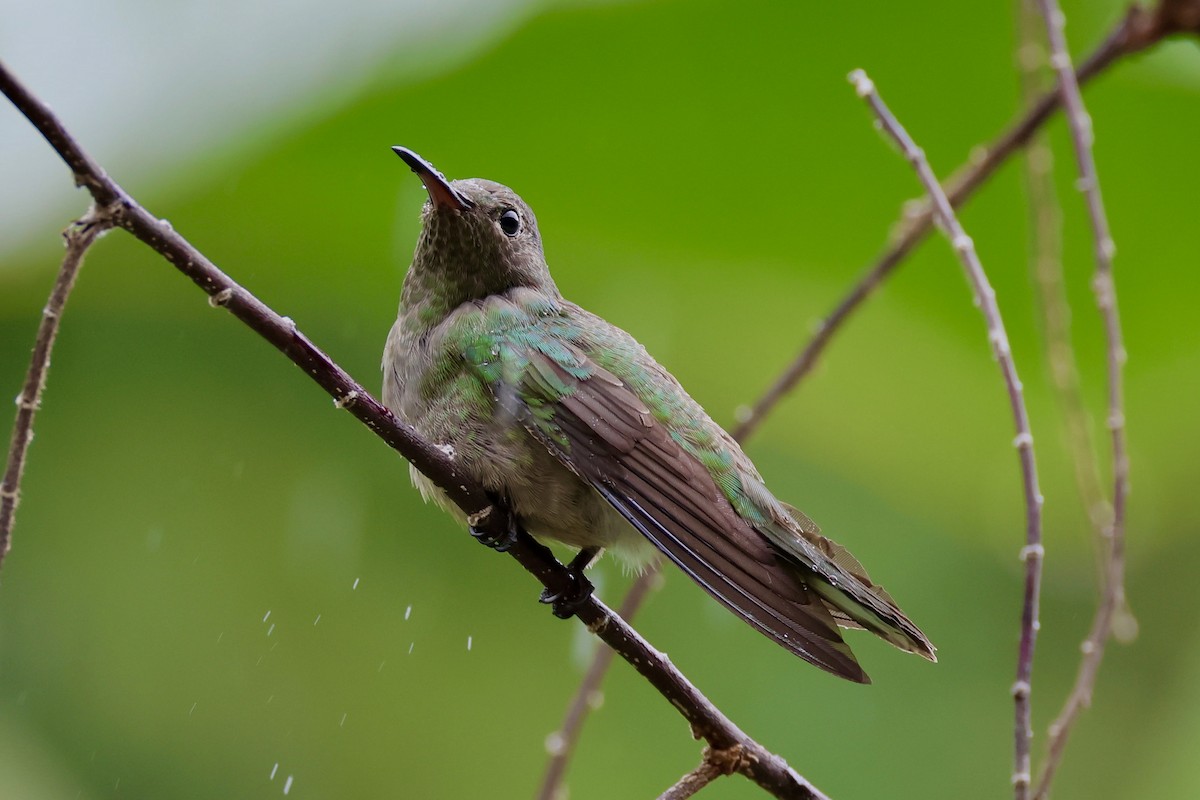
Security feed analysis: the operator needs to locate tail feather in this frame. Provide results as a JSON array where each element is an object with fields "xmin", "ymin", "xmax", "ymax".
[{"xmin": 778, "ymin": 503, "xmax": 937, "ymax": 661}]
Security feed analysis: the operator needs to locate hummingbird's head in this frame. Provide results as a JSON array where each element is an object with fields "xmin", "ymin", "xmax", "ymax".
[{"xmin": 393, "ymin": 147, "xmax": 557, "ymax": 305}]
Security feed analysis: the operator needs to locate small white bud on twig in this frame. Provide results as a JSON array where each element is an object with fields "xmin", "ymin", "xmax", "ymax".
[
  {"xmin": 544, "ymin": 732, "xmax": 566, "ymax": 756},
  {"xmin": 847, "ymin": 69, "xmax": 874, "ymax": 97}
]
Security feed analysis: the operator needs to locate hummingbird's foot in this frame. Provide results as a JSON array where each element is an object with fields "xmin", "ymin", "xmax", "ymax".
[
  {"xmin": 539, "ymin": 547, "xmax": 599, "ymax": 619},
  {"xmin": 467, "ymin": 503, "xmax": 519, "ymax": 553}
]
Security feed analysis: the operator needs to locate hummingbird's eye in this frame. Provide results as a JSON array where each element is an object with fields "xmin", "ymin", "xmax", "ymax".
[{"xmin": 499, "ymin": 209, "xmax": 521, "ymax": 237}]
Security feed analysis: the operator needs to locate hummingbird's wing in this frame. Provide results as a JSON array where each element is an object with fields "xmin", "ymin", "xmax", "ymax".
[{"xmin": 464, "ymin": 308, "xmax": 870, "ymax": 682}]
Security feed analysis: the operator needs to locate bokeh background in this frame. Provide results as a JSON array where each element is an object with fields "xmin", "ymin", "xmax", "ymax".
[{"xmin": 2, "ymin": 1, "xmax": 1198, "ymax": 798}]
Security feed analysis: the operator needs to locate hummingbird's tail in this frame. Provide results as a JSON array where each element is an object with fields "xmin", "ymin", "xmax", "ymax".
[
  {"xmin": 807, "ymin": 576, "xmax": 937, "ymax": 661},
  {"xmin": 776, "ymin": 503, "xmax": 937, "ymax": 662}
]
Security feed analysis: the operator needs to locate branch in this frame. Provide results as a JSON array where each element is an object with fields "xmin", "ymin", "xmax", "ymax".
[
  {"xmin": 1017, "ymin": 0, "xmax": 1114, "ymax": 593},
  {"xmin": 656, "ymin": 763, "xmax": 720, "ymax": 800},
  {"xmin": 847, "ymin": 68, "xmax": 1046, "ymax": 800},
  {"xmin": 655, "ymin": 746, "xmax": 749, "ymax": 800},
  {"xmin": 732, "ymin": 0, "xmax": 1190, "ymax": 443},
  {"xmin": 1031, "ymin": 0, "xmax": 1139, "ymax": 795},
  {"xmin": 0, "ymin": 61, "xmax": 831, "ymax": 800},
  {"xmin": 0, "ymin": 207, "xmax": 113, "ymax": 569}
]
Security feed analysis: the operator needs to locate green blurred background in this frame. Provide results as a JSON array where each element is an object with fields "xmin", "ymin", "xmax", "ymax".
[{"xmin": 2, "ymin": 1, "xmax": 1198, "ymax": 797}]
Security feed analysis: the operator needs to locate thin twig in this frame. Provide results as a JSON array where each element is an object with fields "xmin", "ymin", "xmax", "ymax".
[
  {"xmin": 0, "ymin": 60, "xmax": 830, "ymax": 800},
  {"xmin": 1031, "ymin": 1, "xmax": 1134, "ymax": 796},
  {"xmin": 732, "ymin": 1, "xmax": 1186, "ymax": 443},
  {"xmin": 656, "ymin": 746, "xmax": 748, "ymax": 800},
  {"xmin": 1016, "ymin": 1, "xmax": 1139, "ymax": 644},
  {"xmin": 0, "ymin": 207, "xmax": 114, "ymax": 570},
  {"xmin": 537, "ymin": 568, "xmax": 660, "ymax": 800},
  {"xmin": 847, "ymin": 68, "xmax": 1046, "ymax": 800},
  {"xmin": 656, "ymin": 763, "xmax": 721, "ymax": 800},
  {"xmin": 1017, "ymin": 0, "xmax": 1114, "ymax": 591}
]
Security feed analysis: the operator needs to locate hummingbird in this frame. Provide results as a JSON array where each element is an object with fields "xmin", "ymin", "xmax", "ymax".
[{"xmin": 383, "ymin": 147, "xmax": 935, "ymax": 683}]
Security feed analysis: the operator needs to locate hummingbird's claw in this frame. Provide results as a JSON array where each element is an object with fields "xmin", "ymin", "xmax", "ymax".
[
  {"xmin": 539, "ymin": 577, "xmax": 594, "ymax": 619},
  {"xmin": 468, "ymin": 503, "xmax": 519, "ymax": 552},
  {"xmin": 539, "ymin": 547, "xmax": 598, "ymax": 619}
]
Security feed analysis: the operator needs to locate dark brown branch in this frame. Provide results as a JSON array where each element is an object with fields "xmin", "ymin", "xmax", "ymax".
[
  {"xmin": 0, "ymin": 61, "xmax": 829, "ymax": 800},
  {"xmin": 847, "ymin": 67, "xmax": 1047, "ymax": 800},
  {"xmin": 731, "ymin": 1, "xmax": 1187, "ymax": 443},
  {"xmin": 0, "ymin": 207, "xmax": 113, "ymax": 569}
]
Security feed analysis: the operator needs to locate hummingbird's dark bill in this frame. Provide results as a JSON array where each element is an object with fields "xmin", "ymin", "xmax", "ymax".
[
  {"xmin": 392, "ymin": 146, "xmax": 474, "ymax": 212},
  {"xmin": 383, "ymin": 150, "xmax": 937, "ymax": 683}
]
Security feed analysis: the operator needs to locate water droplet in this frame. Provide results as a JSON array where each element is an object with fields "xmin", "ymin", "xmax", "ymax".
[
  {"xmin": 352, "ymin": 577, "xmax": 360, "ymax": 590},
  {"xmin": 270, "ymin": 763, "xmax": 279, "ymax": 780},
  {"xmin": 263, "ymin": 610, "xmax": 272, "ymax": 622},
  {"xmin": 404, "ymin": 605, "xmax": 412, "ymax": 620},
  {"xmin": 467, "ymin": 636, "xmax": 473, "ymax": 651},
  {"xmin": 283, "ymin": 775, "xmax": 294, "ymax": 795}
]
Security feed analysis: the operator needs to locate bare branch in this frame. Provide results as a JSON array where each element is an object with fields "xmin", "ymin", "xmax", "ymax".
[
  {"xmin": 1030, "ymin": 0, "xmax": 1140, "ymax": 795},
  {"xmin": 732, "ymin": 1, "xmax": 1188, "ymax": 443},
  {"xmin": 0, "ymin": 206, "xmax": 114, "ymax": 569},
  {"xmin": 656, "ymin": 763, "xmax": 720, "ymax": 800},
  {"xmin": 656, "ymin": 746, "xmax": 748, "ymax": 800},
  {"xmin": 1017, "ymin": 0, "xmax": 1114, "ymax": 591},
  {"xmin": 0, "ymin": 60, "xmax": 831, "ymax": 800},
  {"xmin": 846, "ymin": 68, "xmax": 1047, "ymax": 800}
]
